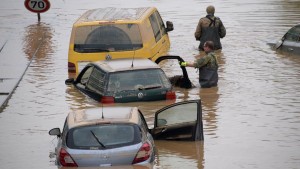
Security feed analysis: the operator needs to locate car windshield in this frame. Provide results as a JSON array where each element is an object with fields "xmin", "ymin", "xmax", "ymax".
[
  {"xmin": 107, "ymin": 69, "xmax": 171, "ymax": 92},
  {"xmin": 285, "ymin": 25, "xmax": 300, "ymax": 41},
  {"xmin": 67, "ymin": 124, "xmax": 141, "ymax": 149},
  {"xmin": 74, "ymin": 24, "xmax": 143, "ymax": 52}
]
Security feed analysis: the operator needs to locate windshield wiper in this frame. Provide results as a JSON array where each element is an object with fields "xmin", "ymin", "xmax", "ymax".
[
  {"xmin": 120, "ymin": 85, "xmax": 162, "ymax": 92},
  {"xmin": 90, "ymin": 130, "xmax": 106, "ymax": 148},
  {"xmin": 144, "ymin": 85, "xmax": 162, "ymax": 90}
]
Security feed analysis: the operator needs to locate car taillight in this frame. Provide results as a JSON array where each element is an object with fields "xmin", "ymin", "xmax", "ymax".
[
  {"xmin": 132, "ymin": 142, "xmax": 151, "ymax": 164},
  {"xmin": 166, "ymin": 91, "xmax": 176, "ymax": 100},
  {"xmin": 101, "ymin": 96, "xmax": 115, "ymax": 104},
  {"xmin": 59, "ymin": 148, "xmax": 78, "ymax": 167},
  {"xmin": 68, "ymin": 62, "xmax": 76, "ymax": 73}
]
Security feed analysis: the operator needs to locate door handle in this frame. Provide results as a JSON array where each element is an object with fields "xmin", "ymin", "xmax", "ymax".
[{"xmin": 161, "ymin": 128, "xmax": 167, "ymax": 133}]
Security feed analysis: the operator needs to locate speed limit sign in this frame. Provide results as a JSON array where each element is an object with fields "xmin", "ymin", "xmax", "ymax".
[{"xmin": 24, "ymin": 0, "xmax": 50, "ymax": 13}]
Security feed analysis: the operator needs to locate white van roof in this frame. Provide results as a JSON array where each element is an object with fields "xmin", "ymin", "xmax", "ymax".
[{"xmin": 75, "ymin": 7, "xmax": 155, "ymax": 24}]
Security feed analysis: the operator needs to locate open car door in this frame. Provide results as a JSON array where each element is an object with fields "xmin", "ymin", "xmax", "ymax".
[
  {"xmin": 151, "ymin": 99, "xmax": 203, "ymax": 141},
  {"xmin": 155, "ymin": 55, "xmax": 193, "ymax": 89}
]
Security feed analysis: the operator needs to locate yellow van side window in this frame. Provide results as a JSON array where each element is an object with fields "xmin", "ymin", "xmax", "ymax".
[{"xmin": 149, "ymin": 12, "xmax": 162, "ymax": 42}]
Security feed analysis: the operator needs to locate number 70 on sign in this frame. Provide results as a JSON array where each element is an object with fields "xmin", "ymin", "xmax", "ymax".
[{"xmin": 24, "ymin": 0, "xmax": 50, "ymax": 13}]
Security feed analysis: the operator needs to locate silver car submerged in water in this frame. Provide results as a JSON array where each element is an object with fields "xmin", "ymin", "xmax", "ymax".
[
  {"xmin": 268, "ymin": 24, "xmax": 300, "ymax": 55},
  {"xmin": 49, "ymin": 100, "xmax": 203, "ymax": 167}
]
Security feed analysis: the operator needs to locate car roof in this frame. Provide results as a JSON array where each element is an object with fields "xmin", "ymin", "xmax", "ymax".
[
  {"xmin": 91, "ymin": 58, "xmax": 160, "ymax": 72},
  {"xmin": 66, "ymin": 107, "xmax": 140, "ymax": 129},
  {"xmin": 74, "ymin": 7, "xmax": 155, "ymax": 25}
]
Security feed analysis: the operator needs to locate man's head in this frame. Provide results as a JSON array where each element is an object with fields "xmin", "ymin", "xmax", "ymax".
[
  {"xmin": 206, "ymin": 5, "xmax": 215, "ymax": 15},
  {"xmin": 204, "ymin": 41, "xmax": 214, "ymax": 52}
]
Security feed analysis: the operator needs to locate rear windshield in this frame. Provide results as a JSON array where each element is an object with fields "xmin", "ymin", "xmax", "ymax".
[
  {"xmin": 285, "ymin": 25, "xmax": 300, "ymax": 42},
  {"xmin": 74, "ymin": 24, "xmax": 143, "ymax": 52},
  {"xmin": 66, "ymin": 124, "xmax": 141, "ymax": 149},
  {"xmin": 107, "ymin": 69, "xmax": 171, "ymax": 92}
]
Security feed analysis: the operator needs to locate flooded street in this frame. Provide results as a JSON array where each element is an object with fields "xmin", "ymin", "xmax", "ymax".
[{"xmin": 1, "ymin": 0, "xmax": 300, "ymax": 169}]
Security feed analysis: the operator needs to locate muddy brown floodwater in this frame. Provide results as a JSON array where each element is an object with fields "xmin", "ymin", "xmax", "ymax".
[{"xmin": 0, "ymin": 0, "xmax": 300, "ymax": 169}]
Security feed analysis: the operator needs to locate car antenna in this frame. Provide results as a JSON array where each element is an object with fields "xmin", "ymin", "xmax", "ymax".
[
  {"xmin": 131, "ymin": 50, "xmax": 135, "ymax": 68},
  {"xmin": 101, "ymin": 103, "xmax": 104, "ymax": 119}
]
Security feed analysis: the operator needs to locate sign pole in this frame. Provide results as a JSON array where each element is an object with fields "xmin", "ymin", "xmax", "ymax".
[{"xmin": 37, "ymin": 13, "xmax": 41, "ymax": 21}]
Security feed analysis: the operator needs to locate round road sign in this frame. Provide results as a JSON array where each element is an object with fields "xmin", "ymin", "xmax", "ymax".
[{"xmin": 24, "ymin": 0, "xmax": 50, "ymax": 13}]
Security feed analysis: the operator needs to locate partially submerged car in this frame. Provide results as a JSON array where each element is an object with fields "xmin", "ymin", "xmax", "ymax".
[
  {"xmin": 268, "ymin": 24, "xmax": 300, "ymax": 55},
  {"xmin": 65, "ymin": 58, "xmax": 176, "ymax": 103},
  {"xmin": 68, "ymin": 7, "xmax": 174, "ymax": 74},
  {"xmin": 49, "ymin": 100, "xmax": 203, "ymax": 167}
]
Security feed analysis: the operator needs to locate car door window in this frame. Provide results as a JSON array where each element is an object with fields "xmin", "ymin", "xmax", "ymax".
[
  {"xmin": 149, "ymin": 12, "xmax": 162, "ymax": 42},
  {"xmin": 156, "ymin": 103, "xmax": 197, "ymax": 127},
  {"xmin": 155, "ymin": 11, "xmax": 167, "ymax": 36},
  {"xmin": 80, "ymin": 66, "xmax": 94, "ymax": 85},
  {"xmin": 86, "ymin": 68, "xmax": 106, "ymax": 94},
  {"xmin": 152, "ymin": 100, "xmax": 203, "ymax": 141}
]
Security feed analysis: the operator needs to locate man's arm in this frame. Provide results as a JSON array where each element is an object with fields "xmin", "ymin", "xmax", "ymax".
[
  {"xmin": 180, "ymin": 56, "xmax": 209, "ymax": 68},
  {"xmin": 218, "ymin": 19, "xmax": 226, "ymax": 38},
  {"xmin": 194, "ymin": 19, "xmax": 202, "ymax": 40},
  {"xmin": 193, "ymin": 56, "xmax": 209, "ymax": 68}
]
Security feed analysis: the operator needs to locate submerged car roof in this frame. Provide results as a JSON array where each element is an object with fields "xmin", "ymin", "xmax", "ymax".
[
  {"xmin": 90, "ymin": 58, "xmax": 160, "ymax": 72},
  {"xmin": 67, "ymin": 107, "xmax": 140, "ymax": 129},
  {"xmin": 74, "ymin": 7, "xmax": 154, "ymax": 25}
]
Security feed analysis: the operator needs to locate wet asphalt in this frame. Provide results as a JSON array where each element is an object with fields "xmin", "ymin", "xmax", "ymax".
[
  {"xmin": 0, "ymin": 40, "xmax": 26, "ymax": 109},
  {"xmin": 0, "ymin": 33, "xmax": 45, "ymax": 110}
]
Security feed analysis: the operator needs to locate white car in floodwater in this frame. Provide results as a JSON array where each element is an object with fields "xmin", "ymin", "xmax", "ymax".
[{"xmin": 268, "ymin": 24, "xmax": 300, "ymax": 55}]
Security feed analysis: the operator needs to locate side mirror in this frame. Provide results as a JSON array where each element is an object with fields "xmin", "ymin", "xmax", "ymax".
[
  {"xmin": 157, "ymin": 119, "xmax": 167, "ymax": 126},
  {"xmin": 275, "ymin": 40, "xmax": 283, "ymax": 49},
  {"xmin": 166, "ymin": 21, "xmax": 174, "ymax": 32},
  {"xmin": 65, "ymin": 78, "xmax": 75, "ymax": 85},
  {"xmin": 49, "ymin": 128, "xmax": 61, "ymax": 137}
]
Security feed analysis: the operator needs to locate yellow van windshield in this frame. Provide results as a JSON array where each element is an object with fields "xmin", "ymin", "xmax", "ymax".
[{"xmin": 74, "ymin": 24, "xmax": 143, "ymax": 52}]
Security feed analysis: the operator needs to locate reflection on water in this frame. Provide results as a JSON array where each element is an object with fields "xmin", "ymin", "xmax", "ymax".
[
  {"xmin": 23, "ymin": 22, "xmax": 54, "ymax": 61},
  {"xmin": 199, "ymin": 87, "xmax": 219, "ymax": 137},
  {"xmin": 0, "ymin": 0, "xmax": 300, "ymax": 169},
  {"xmin": 155, "ymin": 141, "xmax": 204, "ymax": 169}
]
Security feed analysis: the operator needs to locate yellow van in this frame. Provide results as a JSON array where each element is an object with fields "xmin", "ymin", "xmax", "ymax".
[{"xmin": 68, "ymin": 7, "xmax": 174, "ymax": 74}]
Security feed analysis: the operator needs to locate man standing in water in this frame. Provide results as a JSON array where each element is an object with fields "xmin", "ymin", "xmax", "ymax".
[
  {"xmin": 179, "ymin": 41, "xmax": 218, "ymax": 88},
  {"xmin": 195, "ymin": 5, "xmax": 226, "ymax": 51}
]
